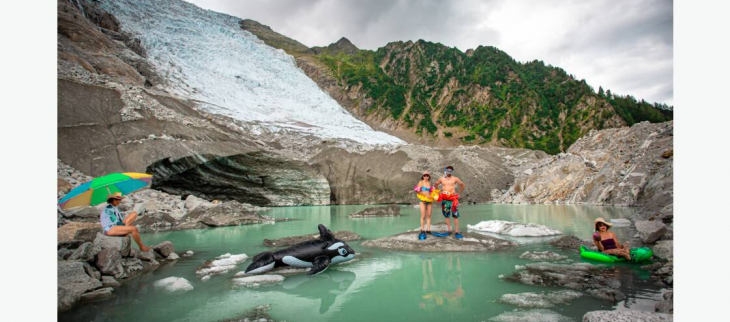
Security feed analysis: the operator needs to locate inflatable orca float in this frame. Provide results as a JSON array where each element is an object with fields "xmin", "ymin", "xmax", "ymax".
[{"xmin": 245, "ymin": 224, "xmax": 356, "ymax": 275}]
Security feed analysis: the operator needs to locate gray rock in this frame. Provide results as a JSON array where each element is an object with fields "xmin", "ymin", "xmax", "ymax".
[
  {"xmin": 135, "ymin": 213, "xmax": 177, "ymax": 232},
  {"xmin": 58, "ymin": 240, "xmax": 85, "ymax": 250},
  {"xmin": 176, "ymin": 201, "xmax": 276, "ymax": 230},
  {"xmin": 167, "ymin": 252, "xmax": 180, "ymax": 260},
  {"xmin": 80, "ymin": 287, "xmax": 114, "ymax": 303},
  {"xmin": 65, "ymin": 206, "xmax": 102, "ymax": 222},
  {"xmin": 58, "ymin": 261, "xmax": 102, "ymax": 312},
  {"xmin": 185, "ymin": 194, "xmax": 213, "ymax": 211},
  {"xmin": 264, "ymin": 230, "xmax": 361, "ymax": 247},
  {"xmin": 587, "ymin": 287, "xmax": 626, "ymax": 301},
  {"xmin": 154, "ymin": 241, "xmax": 175, "ymax": 257},
  {"xmin": 361, "ymin": 223, "xmax": 517, "ymax": 252},
  {"xmin": 136, "ymin": 249, "xmax": 157, "ymax": 261},
  {"xmin": 69, "ymin": 242, "xmax": 98, "ymax": 261},
  {"xmin": 58, "ymin": 248, "xmax": 73, "ymax": 260},
  {"xmin": 93, "ymin": 233, "xmax": 132, "ymax": 257},
  {"xmin": 349, "ymin": 205, "xmax": 400, "ymax": 218},
  {"xmin": 583, "ymin": 310, "xmax": 673, "ymax": 322},
  {"xmin": 519, "ymin": 251, "xmax": 567, "ymax": 261},
  {"xmin": 101, "ymin": 276, "xmax": 121, "ymax": 288},
  {"xmin": 122, "ymin": 258, "xmax": 144, "ymax": 274},
  {"xmin": 82, "ymin": 261, "xmax": 101, "ymax": 281},
  {"xmin": 549, "ymin": 235, "xmax": 592, "ymax": 249},
  {"xmin": 655, "ymin": 290, "xmax": 673, "ymax": 314},
  {"xmin": 95, "ymin": 248, "xmax": 124, "ymax": 278},
  {"xmin": 652, "ymin": 240, "xmax": 673, "ymax": 260},
  {"xmin": 636, "ymin": 220, "xmax": 667, "ymax": 243},
  {"xmin": 74, "ymin": 227, "xmax": 103, "ymax": 242}
]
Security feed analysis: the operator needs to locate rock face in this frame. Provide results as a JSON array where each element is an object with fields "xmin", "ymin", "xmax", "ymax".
[
  {"xmin": 497, "ymin": 121, "xmax": 673, "ymax": 212},
  {"xmin": 583, "ymin": 310, "xmax": 673, "ymax": 322},
  {"xmin": 349, "ymin": 205, "xmax": 401, "ymax": 218},
  {"xmin": 175, "ymin": 201, "xmax": 276, "ymax": 230},
  {"xmin": 502, "ymin": 262, "xmax": 625, "ymax": 301},
  {"xmin": 263, "ymin": 230, "xmax": 361, "ymax": 247},
  {"xmin": 362, "ymin": 223, "xmax": 517, "ymax": 252},
  {"xmin": 635, "ymin": 220, "xmax": 667, "ymax": 243},
  {"xmin": 58, "ymin": 261, "xmax": 103, "ymax": 312}
]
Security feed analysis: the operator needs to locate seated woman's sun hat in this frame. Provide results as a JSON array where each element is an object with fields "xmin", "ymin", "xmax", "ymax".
[{"xmin": 594, "ymin": 217, "xmax": 613, "ymax": 229}]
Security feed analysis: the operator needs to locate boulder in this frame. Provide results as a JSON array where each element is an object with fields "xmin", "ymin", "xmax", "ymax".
[
  {"xmin": 652, "ymin": 240, "xmax": 673, "ymax": 260},
  {"xmin": 349, "ymin": 205, "xmax": 400, "ymax": 218},
  {"xmin": 69, "ymin": 242, "xmax": 98, "ymax": 261},
  {"xmin": 635, "ymin": 220, "xmax": 667, "ymax": 243},
  {"xmin": 519, "ymin": 251, "xmax": 567, "ymax": 261},
  {"xmin": 135, "ymin": 213, "xmax": 177, "ymax": 232},
  {"xmin": 583, "ymin": 310, "xmax": 673, "ymax": 322},
  {"xmin": 82, "ymin": 261, "xmax": 101, "ymax": 281},
  {"xmin": 74, "ymin": 226, "xmax": 103, "ymax": 242},
  {"xmin": 80, "ymin": 287, "xmax": 114, "ymax": 303},
  {"xmin": 264, "ymin": 230, "xmax": 361, "ymax": 247},
  {"xmin": 153, "ymin": 241, "xmax": 175, "ymax": 257},
  {"xmin": 167, "ymin": 252, "xmax": 180, "ymax": 260},
  {"xmin": 135, "ymin": 249, "xmax": 157, "ymax": 262},
  {"xmin": 93, "ymin": 233, "xmax": 132, "ymax": 257},
  {"xmin": 232, "ymin": 275, "xmax": 285, "ymax": 288},
  {"xmin": 655, "ymin": 290, "xmax": 673, "ymax": 314},
  {"xmin": 549, "ymin": 235, "xmax": 592, "ymax": 249},
  {"xmin": 58, "ymin": 222, "xmax": 103, "ymax": 243},
  {"xmin": 185, "ymin": 194, "xmax": 213, "ymax": 212},
  {"xmin": 95, "ymin": 248, "xmax": 124, "ymax": 278},
  {"xmin": 101, "ymin": 276, "xmax": 121, "ymax": 288},
  {"xmin": 64, "ymin": 206, "xmax": 103, "ymax": 223},
  {"xmin": 176, "ymin": 201, "xmax": 275, "ymax": 229},
  {"xmin": 58, "ymin": 240, "xmax": 85, "ymax": 250},
  {"xmin": 499, "ymin": 290, "xmax": 582, "ymax": 308},
  {"xmin": 58, "ymin": 248, "xmax": 73, "ymax": 260},
  {"xmin": 58, "ymin": 261, "xmax": 102, "ymax": 312}
]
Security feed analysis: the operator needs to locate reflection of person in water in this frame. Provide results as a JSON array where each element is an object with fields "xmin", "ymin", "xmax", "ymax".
[
  {"xmin": 419, "ymin": 257, "xmax": 465, "ymax": 312},
  {"xmin": 253, "ymin": 270, "xmax": 356, "ymax": 314}
]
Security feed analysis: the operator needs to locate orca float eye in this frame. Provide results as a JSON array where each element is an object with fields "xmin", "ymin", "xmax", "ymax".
[{"xmin": 338, "ymin": 248, "xmax": 347, "ymax": 256}]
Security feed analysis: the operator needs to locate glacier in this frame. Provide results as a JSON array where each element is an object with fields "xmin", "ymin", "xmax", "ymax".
[{"xmin": 99, "ymin": 0, "xmax": 404, "ymax": 145}]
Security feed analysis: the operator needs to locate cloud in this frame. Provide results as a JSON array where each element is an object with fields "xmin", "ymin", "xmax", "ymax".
[{"xmin": 186, "ymin": 0, "xmax": 673, "ymax": 105}]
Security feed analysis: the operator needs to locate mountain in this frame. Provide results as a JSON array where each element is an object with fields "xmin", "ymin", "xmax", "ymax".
[{"xmin": 241, "ymin": 22, "xmax": 673, "ymax": 154}]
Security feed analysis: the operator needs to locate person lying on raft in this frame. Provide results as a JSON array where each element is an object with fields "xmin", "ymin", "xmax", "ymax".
[
  {"xmin": 100, "ymin": 192, "xmax": 151, "ymax": 251},
  {"xmin": 593, "ymin": 217, "xmax": 630, "ymax": 260},
  {"xmin": 434, "ymin": 166, "xmax": 466, "ymax": 239},
  {"xmin": 414, "ymin": 171, "xmax": 434, "ymax": 240}
]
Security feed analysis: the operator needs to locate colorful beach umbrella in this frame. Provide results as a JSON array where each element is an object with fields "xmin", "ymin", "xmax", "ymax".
[{"xmin": 58, "ymin": 172, "xmax": 153, "ymax": 210}]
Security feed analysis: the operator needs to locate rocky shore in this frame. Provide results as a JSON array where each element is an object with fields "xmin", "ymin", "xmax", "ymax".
[
  {"xmin": 58, "ymin": 234, "xmax": 180, "ymax": 312},
  {"xmin": 361, "ymin": 223, "xmax": 517, "ymax": 252}
]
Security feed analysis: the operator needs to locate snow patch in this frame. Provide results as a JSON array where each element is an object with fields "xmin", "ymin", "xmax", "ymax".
[
  {"xmin": 488, "ymin": 309, "xmax": 574, "ymax": 322},
  {"xmin": 196, "ymin": 253, "xmax": 248, "ymax": 279},
  {"xmin": 467, "ymin": 220, "xmax": 562, "ymax": 237},
  {"xmin": 232, "ymin": 274, "xmax": 285, "ymax": 288}
]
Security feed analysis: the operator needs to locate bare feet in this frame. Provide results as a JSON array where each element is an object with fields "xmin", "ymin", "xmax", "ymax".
[{"xmin": 140, "ymin": 245, "xmax": 151, "ymax": 252}]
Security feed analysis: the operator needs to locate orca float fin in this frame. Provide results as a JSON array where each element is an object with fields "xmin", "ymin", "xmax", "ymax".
[
  {"xmin": 309, "ymin": 255, "xmax": 331, "ymax": 275},
  {"xmin": 245, "ymin": 252, "xmax": 276, "ymax": 274},
  {"xmin": 318, "ymin": 224, "xmax": 336, "ymax": 242}
]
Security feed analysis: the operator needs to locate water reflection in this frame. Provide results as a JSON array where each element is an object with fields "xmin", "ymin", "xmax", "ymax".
[
  {"xmin": 262, "ymin": 270, "xmax": 358, "ymax": 314},
  {"xmin": 419, "ymin": 256, "xmax": 465, "ymax": 313}
]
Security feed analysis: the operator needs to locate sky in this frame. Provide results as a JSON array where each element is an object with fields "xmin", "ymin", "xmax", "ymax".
[{"xmin": 187, "ymin": 0, "xmax": 673, "ymax": 105}]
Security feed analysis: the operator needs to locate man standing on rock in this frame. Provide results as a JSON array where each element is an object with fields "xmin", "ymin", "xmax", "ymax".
[
  {"xmin": 434, "ymin": 166, "xmax": 466, "ymax": 239},
  {"xmin": 100, "ymin": 192, "xmax": 150, "ymax": 251}
]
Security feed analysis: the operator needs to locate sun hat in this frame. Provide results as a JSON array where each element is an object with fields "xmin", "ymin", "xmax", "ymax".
[
  {"xmin": 421, "ymin": 171, "xmax": 431, "ymax": 179},
  {"xmin": 594, "ymin": 217, "xmax": 613, "ymax": 229},
  {"xmin": 107, "ymin": 192, "xmax": 124, "ymax": 201}
]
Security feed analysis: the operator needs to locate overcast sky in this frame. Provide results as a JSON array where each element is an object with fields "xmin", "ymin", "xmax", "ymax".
[{"xmin": 188, "ymin": 0, "xmax": 673, "ymax": 105}]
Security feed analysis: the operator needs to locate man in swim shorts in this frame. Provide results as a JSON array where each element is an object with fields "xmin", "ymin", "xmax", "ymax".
[{"xmin": 434, "ymin": 166, "xmax": 466, "ymax": 239}]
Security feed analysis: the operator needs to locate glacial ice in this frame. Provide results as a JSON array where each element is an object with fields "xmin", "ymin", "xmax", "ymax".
[
  {"xmin": 154, "ymin": 277, "xmax": 194, "ymax": 292},
  {"xmin": 99, "ymin": 0, "xmax": 404, "ymax": 146},
  {"xmin": 467, "ymin": 220, "xmax": 563, "ymax": 237}
]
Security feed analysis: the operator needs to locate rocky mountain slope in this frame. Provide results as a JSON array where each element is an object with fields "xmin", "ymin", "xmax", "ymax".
[
  {"xmin": 57, "ymin": 0, "xmax": 547, "ymax": 205},
  {"xmin": 240, "ymin": 20, "xmax": 673, "ymax": 153}
]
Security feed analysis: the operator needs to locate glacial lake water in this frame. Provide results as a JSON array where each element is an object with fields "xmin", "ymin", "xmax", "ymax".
[{"xmin": 59, "ymin": 204, "xmax": 664, "ymax": 322}]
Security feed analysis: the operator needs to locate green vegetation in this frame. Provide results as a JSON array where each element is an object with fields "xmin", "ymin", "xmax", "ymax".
[{"xmin": 312, "ymin": 40, "xmax": 672, "ymax": 154}]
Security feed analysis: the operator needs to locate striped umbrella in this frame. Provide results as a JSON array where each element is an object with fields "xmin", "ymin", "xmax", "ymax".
[{"xmin": 58, "ymin": 172, "xmax": 153, "ymax": 210}]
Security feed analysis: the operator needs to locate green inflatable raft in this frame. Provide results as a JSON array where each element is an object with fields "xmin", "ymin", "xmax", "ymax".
[{"xmin": 579, "ymin": 245, "xmax": 653, "ymax": 263}]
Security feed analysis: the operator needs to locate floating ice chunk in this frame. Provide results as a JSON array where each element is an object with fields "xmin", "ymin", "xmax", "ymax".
[
  {"xmin": 196, "ymin": 253, "xmax": 249, "ymax": 279},
  {"xmin": 519, "ymin": 251, "xmax": 567, "ymax": 261},
  {"xmin": 610, "ymin": 218, "xmax": 632, "ymax": 227},
  {"xmin": 467, "ymin": 220, "xmax": 562, "ymax": 237},
  {"xmin": 154, "ymin": 277, "xmax": 193, "ymax": 292}
]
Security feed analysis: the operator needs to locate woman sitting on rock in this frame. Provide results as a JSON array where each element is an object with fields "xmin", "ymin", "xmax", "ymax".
[
  {"xmin": 593, "ymin": 218, "xmax": 630, "ymax": 260},
  {"xmin": 100, "ymin": 192, "xmax": 150, "ymax": 251}
]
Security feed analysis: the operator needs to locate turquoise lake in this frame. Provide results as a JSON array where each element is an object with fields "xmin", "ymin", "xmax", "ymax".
[{"xmin": 59, "ymin": 204, "xmax": 664, "ymax": 322}]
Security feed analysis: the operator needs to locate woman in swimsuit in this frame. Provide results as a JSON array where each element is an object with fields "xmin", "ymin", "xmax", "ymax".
[
  {"xmin": 414, "ymin": 171, "xmax": 433, "ymax": 240},
  {"xmin": 593, "ymin": 217, "xmax": 631, "ymax": 260}
]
